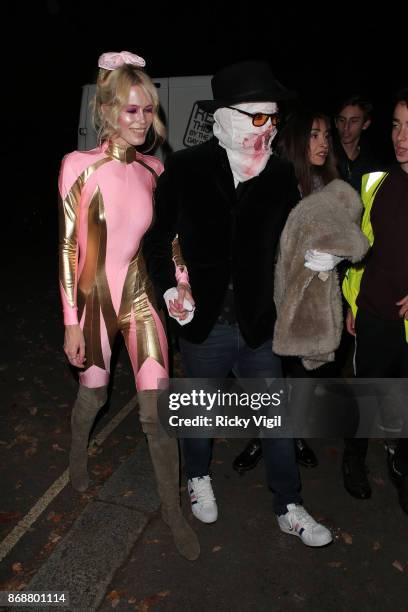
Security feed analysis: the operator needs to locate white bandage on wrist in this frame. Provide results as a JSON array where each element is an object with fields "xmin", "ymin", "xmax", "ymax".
[{"xmin": 163, "ymin": 287, "xmax": 195, "ymax": 326}]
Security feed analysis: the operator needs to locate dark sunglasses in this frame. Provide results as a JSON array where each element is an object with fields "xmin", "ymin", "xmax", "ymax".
[{"xmin": 226, "ymin": 106, "xmax": 280, "ymax": 127}]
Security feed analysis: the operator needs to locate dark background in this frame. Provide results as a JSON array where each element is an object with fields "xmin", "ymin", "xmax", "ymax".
[{"xmin": 4, "ymin": 1, "xmax": 407, "ymax": 253}]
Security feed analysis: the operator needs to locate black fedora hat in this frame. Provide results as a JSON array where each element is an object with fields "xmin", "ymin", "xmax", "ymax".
[{"xmin": 197, "ymin": 60, "xmax": 295, "ymax": 113}]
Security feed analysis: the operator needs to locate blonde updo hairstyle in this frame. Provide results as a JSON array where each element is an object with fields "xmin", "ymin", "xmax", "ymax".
[{"xmin": 92, "ymin": 63, "xmax": 166, "ymax": 151}]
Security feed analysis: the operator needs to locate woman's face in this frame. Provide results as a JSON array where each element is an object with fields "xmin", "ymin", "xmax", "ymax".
[
  {"xmin": 308, "ymin": 118, "xmax": 329, "ymax": 166},
  {"xmin": 115, "ymin": 84, "xmax": 154, "ymax": 147}
]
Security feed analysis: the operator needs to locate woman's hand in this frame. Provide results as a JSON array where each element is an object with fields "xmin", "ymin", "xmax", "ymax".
[
  {"xmin": 396, "ymin": 295, "xmax": 408, "ymax": 320},
  {"xmin": 346, "ymin": 308, "xmax": 356, "ymax": 336},
  {"xmin": 64, "ymin": 324, "xmax": 86, "ymax": 368},
  {"xmin": 168, "ymin": 283, "xmax": 195, "ymax": 321}
]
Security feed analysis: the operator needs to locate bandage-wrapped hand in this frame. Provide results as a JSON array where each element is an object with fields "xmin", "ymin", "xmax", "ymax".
[
  {"xmin": 163, "ymin": 287, "xmax": 195, "ymax": 326},
  {"xmin": 304, "ymin": 249, "xmax": 345, "ymax": 272}
]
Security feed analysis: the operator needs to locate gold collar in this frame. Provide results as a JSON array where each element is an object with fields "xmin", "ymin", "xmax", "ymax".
[{"xmin": 106, "ymin": 141, "xmax": 137, "ymax": 164}]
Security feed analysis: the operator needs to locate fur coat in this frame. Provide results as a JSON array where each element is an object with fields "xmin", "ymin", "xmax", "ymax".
[{"xmin": 273, "ymin": 179, "xmax": 370, "ymax": 369}]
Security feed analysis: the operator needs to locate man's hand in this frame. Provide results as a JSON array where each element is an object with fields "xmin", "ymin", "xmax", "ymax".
[
  {"xmin": 64, "ymin": 324, "xmax": 86, "ymax": 368},
  {"xmin": 346, "ymin": 308, "xmax": 356, "ymax": 336},
  {"xmin": 396, "ymin": 295, "xmax": 408, "ymax": 320}
]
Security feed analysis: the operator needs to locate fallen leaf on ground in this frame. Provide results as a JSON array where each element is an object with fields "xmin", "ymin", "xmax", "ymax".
[
  {"xmin": 136, "ymin": 591, "xmax": 171, "ymax": 611},
  {"xmin": 50, "ymin": 514, "xmax": 63, "ymax": 523},
  {"xmin": 372, "ymin": 476, "xmax": 385, "ymax": 487},
  {"xmin": 341, "ymin": 532, "xmax": 353, "ymax": 545},
  {"xmin": 144, "ymin": 539, "xmax": 160, "ymax": 545},
  {"xmin": 122, "ymin": 490, "xmax": 134, "ymax": 498},
  {"xmin": 49, "ymin": 531, "xmax": 62, "ymax": 544},
  {"xmin": 293, "ymin": 593, "xmax": 306, "ymax": 601},
  {"xmin": 88, "ymin": 446, "xmax": 101, "ymax": 456},
  {"xmin": 52, "ymin": 443, "xmax": 66, "ymax": 452},
  {"xmin": 106, "ymin": 590, "xmax": 120, "ymax": 602},
  {"xmin": 12, "ymin": 563, "xmax": 23, "ymax": 574},
  {"xmin": 0, "ymin": 511, "xmax": 21, "ymax": 523},
  {"xmin": 92, "ymin": 465, "xmax": 113, "ymax": 478},
  {"xmin": 392, "ymin": 560, "xmax": 404, "ymax": 572},
  {"xmin": 212, "ymin": 546, "xmax": 222, "ymax": 553}
]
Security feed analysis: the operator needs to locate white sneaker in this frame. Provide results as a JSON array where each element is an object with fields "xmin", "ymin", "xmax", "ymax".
[
  {"xmin": 277, "ymin": 504, "xmax": 332, "ymax": 547},
  {"xmin": 187, "ymin": 476, "xmax": 218, "ymax": 523}
]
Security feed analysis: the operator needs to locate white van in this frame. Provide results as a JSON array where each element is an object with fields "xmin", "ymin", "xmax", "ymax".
[{"xmin": 78, "ymin": 75, "xmax": 214, "ymax": 159}]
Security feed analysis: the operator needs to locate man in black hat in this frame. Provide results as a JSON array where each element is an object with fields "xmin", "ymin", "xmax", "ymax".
[{"xmin": 143, "ymin": 60, "xmax": 332, "ymax": 546}]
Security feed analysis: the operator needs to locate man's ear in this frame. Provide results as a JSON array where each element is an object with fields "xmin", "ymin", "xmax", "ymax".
[{"xmin": 362, "ymin": 118, "xmax": 371, "ymax": 130}]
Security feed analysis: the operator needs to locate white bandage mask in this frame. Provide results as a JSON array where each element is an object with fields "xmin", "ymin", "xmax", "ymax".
[{"xmin": 213, "ymin": 102, "xmax": 278, "ymax": 184}]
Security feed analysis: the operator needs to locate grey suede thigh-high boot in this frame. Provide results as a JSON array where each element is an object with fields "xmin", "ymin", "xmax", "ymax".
[
  {"xmin": 138, "ymin": 390, "xmax": 200, "ymax": 561},
  {"xmin": 69, "ymin": 385, "xmax": 108, "ymax": 492}
]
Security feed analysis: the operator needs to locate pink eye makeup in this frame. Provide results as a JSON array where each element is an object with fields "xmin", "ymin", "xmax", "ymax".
[{"xmin": 125, "ymin": 105, "xmax": 154, "ymax": 114}]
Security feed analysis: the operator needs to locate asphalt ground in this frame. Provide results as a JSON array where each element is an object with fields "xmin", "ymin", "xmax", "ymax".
[{"xmin": 1, "ymin": 255, "xmax": 408, "ymax": 611}]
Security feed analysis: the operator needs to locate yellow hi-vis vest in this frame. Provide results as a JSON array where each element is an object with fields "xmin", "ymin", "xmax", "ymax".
[{"xmin": 342, "ymin": 171, "xmax": 408, "ymax": 342}]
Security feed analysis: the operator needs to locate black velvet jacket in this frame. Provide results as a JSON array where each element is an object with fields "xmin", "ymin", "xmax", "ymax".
[{"xmin": 143, "ymin": 137, "xmax": 300, "ymax": 347}]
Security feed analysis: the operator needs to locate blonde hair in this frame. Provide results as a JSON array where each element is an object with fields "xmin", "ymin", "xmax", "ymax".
[{"xmin": 92, "ymin": 63, "xmax": 166, "ymax": 151}]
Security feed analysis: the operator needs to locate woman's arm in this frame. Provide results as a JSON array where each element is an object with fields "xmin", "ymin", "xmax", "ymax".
[{"xmin": 58, "ymin": 154, "xmax": 86, "ymax": 367}]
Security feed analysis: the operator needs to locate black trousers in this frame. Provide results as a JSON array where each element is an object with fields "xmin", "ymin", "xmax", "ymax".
[{"xmin": 345, "ymin": 308, "xmax": 408, "ymax": 473}]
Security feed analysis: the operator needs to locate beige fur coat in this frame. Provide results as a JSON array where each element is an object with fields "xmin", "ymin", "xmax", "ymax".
[{"xmin": 273, "ymin": 179, "xmax": 369, "ymax": 370}]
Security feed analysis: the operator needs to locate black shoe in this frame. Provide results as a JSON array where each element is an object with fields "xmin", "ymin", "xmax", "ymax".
[
  {"xmin": 342, "ymin": 455, "xmax": 371, "ymax": 499},
  {"xmin": 387, "ymin": 450, "xmax": 408, "ymax": 514},
  {"xmin": 295, "ymin": 438, "xmax": 318, "ymax": 468},
  {"xmin": 233, "ymin": 439, "xmax": 262, "ymax": 473}
]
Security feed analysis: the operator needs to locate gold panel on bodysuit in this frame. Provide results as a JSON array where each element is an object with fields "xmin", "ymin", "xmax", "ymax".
[
  {"xmin": 59, "ymin": 157, "xmax": 111, "ymax": 309},
  {"xmin": 78, "ymin": 186, "xmax": 119, "ymax": 371},
  {"xmin": 81, "ymin": 285, "xmax": 104, "ymax": 369},
  {"xmin": 172, "ymin": 235, "xmax": 187, "ymax": 269},
  {"xmin": 118, "ymin": 250, "xmax": 165, "ymax": 370}
]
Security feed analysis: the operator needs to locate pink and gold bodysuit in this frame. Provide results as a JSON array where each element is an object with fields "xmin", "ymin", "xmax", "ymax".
[{"xmin": 58, "ymin": 141, "xmax": 168, "ymax": 390}]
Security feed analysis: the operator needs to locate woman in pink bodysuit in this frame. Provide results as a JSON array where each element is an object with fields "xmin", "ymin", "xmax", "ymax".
[{"xmin": 59, "ymin": 51, "xmax": 199, "ymax": 560}]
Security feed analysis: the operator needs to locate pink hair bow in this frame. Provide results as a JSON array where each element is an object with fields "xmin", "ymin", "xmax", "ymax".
[{"xmin": 98, "ymin": 50, "xmax": 146, "ymax": 71}]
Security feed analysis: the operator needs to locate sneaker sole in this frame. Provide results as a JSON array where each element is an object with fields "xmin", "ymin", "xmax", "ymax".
[
  {"xmin": 191, "ymin": 508, "xmax": 218, "ymax": 524},
  {"xmin": 279, "ymin": 524, "xmax": 333, "ymax": 547}
]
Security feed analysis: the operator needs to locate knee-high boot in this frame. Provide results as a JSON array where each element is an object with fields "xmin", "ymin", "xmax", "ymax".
[
  {"xmin": 69, "ymin": 384, "xmax": 108, "ymax": 492},
  {"xmin": 138, "ymin": 390, "xmax": 200, "ymax": 561}
]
